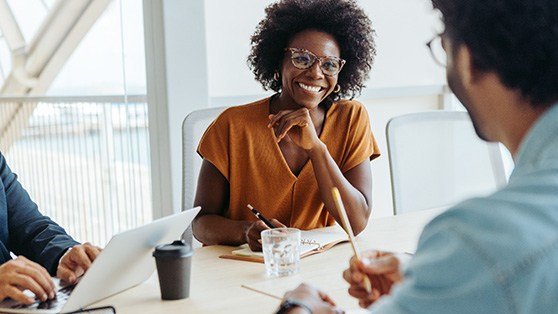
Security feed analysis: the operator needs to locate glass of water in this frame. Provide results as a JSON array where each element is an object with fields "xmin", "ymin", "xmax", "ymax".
[{"xmin": 261, "ymin": 228, "xmax": 301, "ymax": 277}]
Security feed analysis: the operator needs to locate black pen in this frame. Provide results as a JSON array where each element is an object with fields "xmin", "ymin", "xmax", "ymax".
[{"xmin": 247, "ymin": 204, "xmax": 276, "ymax": 228}]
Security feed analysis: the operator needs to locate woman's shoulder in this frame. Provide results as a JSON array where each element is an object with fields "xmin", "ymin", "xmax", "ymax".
[
  {"xmin": 207, "ymin": 97, "xmax": 269, "ymax": 129},
  {"xmin": 333, "ymin": 98, "xmax": 366, "ymax": 110},
  {"xmin": 219, "ymin": 97, "xmax": 269, "ymax": 118},
  {"xmin": 330, "ymin": 99, "xmax": 369, "ymax": 118}
]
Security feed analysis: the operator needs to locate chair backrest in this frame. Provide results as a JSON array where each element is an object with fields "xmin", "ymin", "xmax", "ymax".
[
  {"xmin": 386, "ymin": 110, "xmax": 508, "ymax": 215},
  {"xmin": 181, "ymin": 106, "xmax": 227, "ymax": 244}
]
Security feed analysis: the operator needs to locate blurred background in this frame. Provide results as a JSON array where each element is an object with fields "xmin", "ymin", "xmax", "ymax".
[{"xmin": 0, "ymin": 0, "xmax": 465, "ymax": 246}]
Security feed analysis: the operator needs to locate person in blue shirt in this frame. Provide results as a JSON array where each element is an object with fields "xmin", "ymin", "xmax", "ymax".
[
  {"xmin": 276, "ymin": 0, "xmax": 558, "ymax": 313},
  {"xmin": 0, "ymin": 153, "xmax": 100, "ymax": 305}
]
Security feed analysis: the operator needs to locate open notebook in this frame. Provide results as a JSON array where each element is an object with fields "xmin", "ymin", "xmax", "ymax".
[
  {"xmin": 220, "ymin": 225, "xmax": 348, "ymax": 263},
  {"xmin": 0, "ymin": 207, "xmax": 201, "ymax": 314}
]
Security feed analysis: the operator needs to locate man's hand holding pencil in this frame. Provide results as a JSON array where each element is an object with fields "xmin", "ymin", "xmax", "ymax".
[
  {"xmin": 332, "ymin": 188, "xmax": 405, "ymax": 308},
  {"xmin": 277, "ymin": 188, "xmax": 406, "ymax": 312},
  {"xmin": 343, "ymin": 251, "xmax": 404, "ymax": 308}
]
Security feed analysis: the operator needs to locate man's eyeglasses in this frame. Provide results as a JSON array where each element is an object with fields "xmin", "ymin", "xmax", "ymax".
[
  {"xmin": 285, "ymin": 48, "xmax": 346, "ymax": 76},
  {"xmin": 426, "ymin": 34, "xmax": 447, "ymax": 67}
]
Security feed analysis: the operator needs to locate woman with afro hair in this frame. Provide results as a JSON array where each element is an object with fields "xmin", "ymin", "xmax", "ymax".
[{"xmin": 192, "ymin": 0, "xmax": 380, "ymax": 251}]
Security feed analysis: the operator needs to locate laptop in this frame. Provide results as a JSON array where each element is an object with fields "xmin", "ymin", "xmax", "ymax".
[{"xmin": 0, "ymin": 207, "xmax": 201, "ymax": 314}]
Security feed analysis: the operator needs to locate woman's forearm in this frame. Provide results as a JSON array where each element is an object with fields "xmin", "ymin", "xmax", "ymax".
[
  {"xmin": 192, "ymin": 215, "xmax": 251, "ymax": 246},
  {"xmin": 306, "ymin": 142, "xmax": 372, "ymax": 234}
]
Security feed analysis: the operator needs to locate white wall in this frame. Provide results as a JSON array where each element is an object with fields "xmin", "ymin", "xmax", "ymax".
[
  {"xmin": 204, "ymin": 0, "xmax": 445, "ymax": 98},
  {"xmin": 144, "ymin": 0, "xmax": 447, "ymax": 217}
]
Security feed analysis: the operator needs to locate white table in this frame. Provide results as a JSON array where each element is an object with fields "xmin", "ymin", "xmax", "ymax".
[{"xmin": 90, "ymin": 208, "xmax": 445, "ymax": 314}]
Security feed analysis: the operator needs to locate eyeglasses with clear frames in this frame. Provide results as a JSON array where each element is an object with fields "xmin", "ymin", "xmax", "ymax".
[
  {"xmin": 285, "ymin": 48, "xmax": 346, "ymax": 76},
  {"xmin": 426, "ymin": 34, "xmax": 447, "ymax": 67}
]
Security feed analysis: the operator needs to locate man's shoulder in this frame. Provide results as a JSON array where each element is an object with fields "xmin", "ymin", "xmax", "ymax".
[
  {"xmin": 424, "ymin": 192, "xmax": 557, "ymax": 239},
  {"xmin": 420, "ymin": 192, "xmax": 558, "ymax": 270},
  {"xmin": 401, "ymin": 193, "xmax": 558, "ymax": 314}
]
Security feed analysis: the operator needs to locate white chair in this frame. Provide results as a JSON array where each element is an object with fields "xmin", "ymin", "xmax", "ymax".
[
  {"xmin": 386, "ymin": 110, "xmax": 509, "ymax": 215},
  {"xmin": 181, "ymin": 106, "xmax": 228, "ymax": 245}
]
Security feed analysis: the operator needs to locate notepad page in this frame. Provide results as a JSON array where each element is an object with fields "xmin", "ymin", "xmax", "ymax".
[
  {"xmin": 232, "ymin": 225, "xmax": 348, "ymax": 257},
  {"xmin": 300, "ymin": 225, "xmax": 348, "ymax": 252}
]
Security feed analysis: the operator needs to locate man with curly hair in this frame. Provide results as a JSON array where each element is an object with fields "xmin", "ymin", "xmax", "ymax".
[
  {"xmin": 192, "ymin": 0, "xmax": 380, "ymax": 251},
  {"xmin": 279, "ymin": 0, "xmax": 558, "ymax": 313}
]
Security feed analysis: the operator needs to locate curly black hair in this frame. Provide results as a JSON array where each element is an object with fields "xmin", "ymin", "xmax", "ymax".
[
  {"xmin": 432, "ymin": 0, "xmax": 558, "ymax": 107},
  {"xmin": 248, "ymin": 0, "xmax": 376, "ymax": 105}
]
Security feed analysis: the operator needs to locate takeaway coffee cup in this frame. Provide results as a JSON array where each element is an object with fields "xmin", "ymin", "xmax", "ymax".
[{"xmin": 153, "ymin": 239, "xmax": 193, "ymax": 300}]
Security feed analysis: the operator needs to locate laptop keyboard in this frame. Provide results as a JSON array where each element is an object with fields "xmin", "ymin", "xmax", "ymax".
[{"xmin": 8, "ymin": 283, "xmax": 75, "ymax": 310}]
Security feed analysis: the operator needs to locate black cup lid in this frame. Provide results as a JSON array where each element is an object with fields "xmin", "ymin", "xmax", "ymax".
[{"xmin": 153, "ymin": 240, "xmax": 193, "ymax": 258}]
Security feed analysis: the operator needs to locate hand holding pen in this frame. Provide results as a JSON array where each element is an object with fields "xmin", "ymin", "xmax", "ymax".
[
  {"xmin": 244, "ymin": 204, "xmax": 285, "ymax": 251},
  {"xmin": 247, "ymin": 204, "xmax": 276, "ymax": 228}
]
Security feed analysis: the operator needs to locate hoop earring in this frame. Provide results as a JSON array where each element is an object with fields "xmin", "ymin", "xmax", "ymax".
[
  {"xmin": 334, "ymin": 84, "xmax": 341, "ymax": 93},
  {"xmin": 273, "ymin": 71, "xmax": 280, "ymax": 81}
]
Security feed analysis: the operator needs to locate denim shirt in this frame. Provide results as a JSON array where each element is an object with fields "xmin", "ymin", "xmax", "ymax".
[
  {"xmin": 0, "ymin": 153, "xmax": 78, "ymax": 275},
  {"xmin": 370, "ymin": 104, "xmax": 558, "ymax": 314}
]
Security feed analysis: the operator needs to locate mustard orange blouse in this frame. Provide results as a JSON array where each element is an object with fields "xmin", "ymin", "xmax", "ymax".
[{"xmin": 197, "ymin": 97, "xmax": 380, "ymax": 230}]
